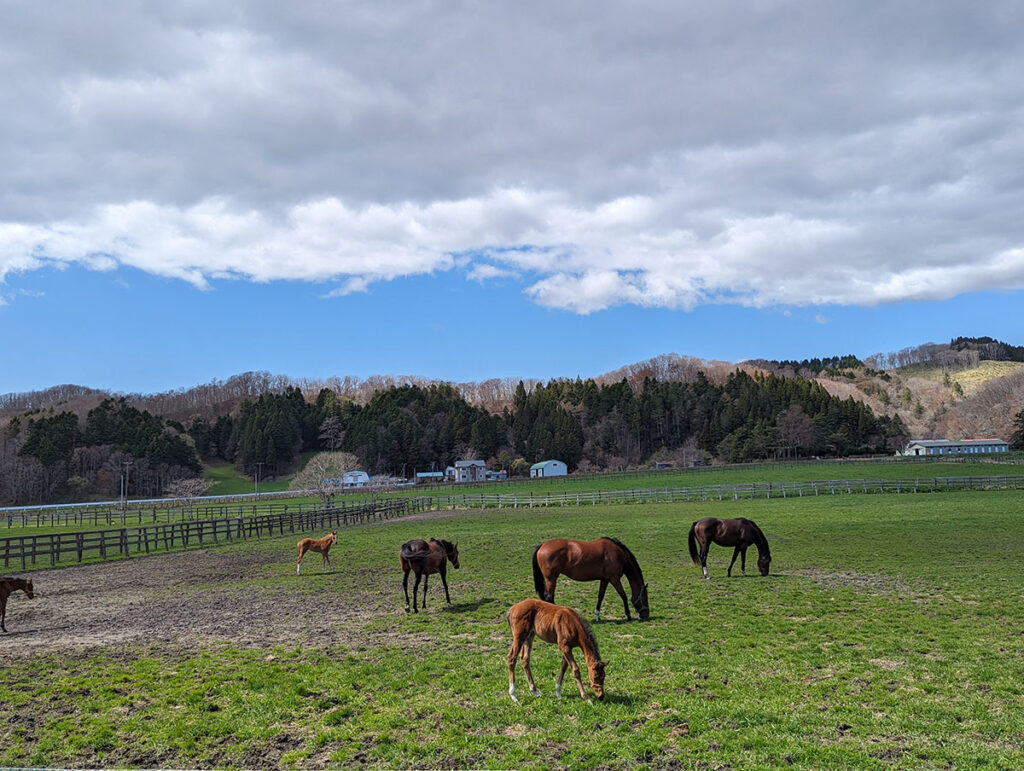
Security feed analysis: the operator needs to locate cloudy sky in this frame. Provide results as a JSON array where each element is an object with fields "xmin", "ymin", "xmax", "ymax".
[{"xmin": 2, "ymin": 1, "xmax": 1023, "ymax": 394}]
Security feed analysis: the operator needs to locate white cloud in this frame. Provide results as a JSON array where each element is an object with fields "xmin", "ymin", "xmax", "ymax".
[{"xmin": 2, "ymin": 1, "xmax": 1024, "ymax": 313}]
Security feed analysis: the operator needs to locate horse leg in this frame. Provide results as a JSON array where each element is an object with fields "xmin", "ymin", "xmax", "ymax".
[
  {"xmin": 440, "ymin": 565, "xmax": 451, "ymax": 604},
  {"xmin": 727, "ymin": 546, "xmax": 741, "ymax": 577},
  {"xmin": 322, "ymin": 549, "xmax": 330, "ymax": 573},
  {"xmin": 296, "ymin": 547, "xmax": 304, "ymax": 575},
  {"xmin": 521, "ymin": 634, "xmax": 540, "ymax": 697},
  {"xmin": 507, "ymin": 635, "xmax": 523, "ymax": 702},
  {"xmin": 0, "ymin": 594, "xmax": 6, "ymax": 633},
  {"xmin": 739, "ymin": 546, "xmax": 748, "ymax": 576},
  {"xmin": 421, "ymin": 573, "xmax": 428, "ymax": 609},
  {"xmin": 595, "ymin": 579, "xmax": 609, "ymax": 622},
  {"xmin": 699, "ymin": 541, "xmax": 711, "ymax": 579},
  {"xmin": 545, "ymin": 576, "xmax": 557, "ymax": 604},
  {"xmin": 609, "ymin": 576, "xmax": 632, "ymax": 620},
  {"xmin": 402, "ymin": 568, "xmax": 411, "ymax": 612},
  {"xmin": 412, "ymin": 572, "xmax": 422, "ymax": 613},
  {"xmin": 559, "ymin": 645, "xmax": 587, "ymax": 700}
]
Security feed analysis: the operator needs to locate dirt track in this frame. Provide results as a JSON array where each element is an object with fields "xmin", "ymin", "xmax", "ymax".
[{"xmin": 0, "ymin": 512, "xmax": 463, "ymax": 659}]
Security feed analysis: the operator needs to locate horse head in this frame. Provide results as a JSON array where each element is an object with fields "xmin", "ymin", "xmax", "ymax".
[
  {"xmin": 757, "ymin": 553, "xmax": 771, "ymax": 576},
  {"xmin": 447, "ymin": 541, "xmax": 460, "ymax": 569},
  {"xmin": 632, "ymin": 583, "xmax": 650, "ymax": 620},
  {"xmin": 588, "ymin": 660, "xmax": 607, "ymax": 700},
  {"xmin": 330, "ymin": 531, "xmax": 338, "ymax": 544}
]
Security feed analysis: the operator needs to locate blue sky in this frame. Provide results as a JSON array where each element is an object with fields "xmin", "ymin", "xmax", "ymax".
[
  {"xmin": 2, "ymin": 263, "xmax": 1020, "ymax": 395},
  {"xmin": 2, "ymin": 2, "xmax": 1023, "ymax": 395}
]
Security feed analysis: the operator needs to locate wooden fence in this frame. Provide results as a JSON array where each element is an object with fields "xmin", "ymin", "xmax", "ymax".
[
  {"xmin": 1, "ymin": 498, "xmax": 386, "ymax": 530},
  {"xmin": 1, "ymin": 497, "xmax": 431, "ymax": 571}
]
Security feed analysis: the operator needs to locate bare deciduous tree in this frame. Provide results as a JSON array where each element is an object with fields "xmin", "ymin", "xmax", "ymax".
[
  {"xmin": 290, "ymin": 451, "xmax": 359, "ymax": 507},
  {"xmin": 164, "ymin": 477, "xmax": 214, "ymax": 519},
  {"xmin": 776, "ymin": 405, "xmax": 815, "ymax": 459}
]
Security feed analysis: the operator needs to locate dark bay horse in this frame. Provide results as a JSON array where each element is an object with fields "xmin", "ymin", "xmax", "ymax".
[
  {"xmin": 507, "ymin": 598, "xmax": 607, "ymax": 702},
  {"xmin": 688, "ymin": 517, "xmax": 771, "ymax": 578},
  {"xmin": 296, "ymin": 531, "xmax": 337, "ymax": 574},
  {"xmin": 1, "ymin": 576, "xmax": 34, "ymax": 633},
  {"xmin": 400, "ymin": 538, "xmax": 460, "ymax": 613},
  {"xmin": 533, "ymin": 537, "xmax": 649, "ymax": 621}
]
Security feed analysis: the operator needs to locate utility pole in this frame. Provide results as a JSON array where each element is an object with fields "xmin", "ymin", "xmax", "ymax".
[{"xmin": 120, "ymin": 459, "xmax": 133, "ymax": 510}]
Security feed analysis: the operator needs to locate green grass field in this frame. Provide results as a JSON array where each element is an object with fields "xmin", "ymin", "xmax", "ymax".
[{"xmin": 3, "ymin": 488, "xmax": 1024, "ymax": 768}]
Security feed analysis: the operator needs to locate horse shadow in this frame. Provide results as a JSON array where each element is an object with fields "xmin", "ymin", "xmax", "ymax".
[{"xmin": 442, "ymin": 598, "xmax": 494, "ymax": 613}]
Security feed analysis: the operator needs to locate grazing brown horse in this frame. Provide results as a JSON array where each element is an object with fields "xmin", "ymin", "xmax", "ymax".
[
  {"xmin": 400, "ymin": 538, "xmax": 460, "ymax": 613},
  {"xmin": 507, "ymin": 598, "xmax": 607, "ymax": 702},
  {"xmin": 0, "ymin": 577, "xmax": 34, "ymax": 633},
  {"xmin": 688, "ymin": 517, "xmax": 771, "ymax": 579},
  {"xmin": 533, "ymin": 537, "xmax": 649, "ymax": 621},
  {"xmin": 296, "ymin": 531, "xmax": 337, "ymax": 574}
]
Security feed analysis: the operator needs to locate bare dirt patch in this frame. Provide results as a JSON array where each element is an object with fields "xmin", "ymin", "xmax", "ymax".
[
  {"xmin": 793, "ymin": 568, "xmax": 905, "ymax": 594},
  {"xmin": 1, "ymin": 539, "xmax": 403, "ymax": 659}
]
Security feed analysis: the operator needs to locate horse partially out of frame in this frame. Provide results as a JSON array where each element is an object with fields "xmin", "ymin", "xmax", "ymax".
[{"xmin": 0, "ymin": 576, "xmax": 34, "ymax": 633}]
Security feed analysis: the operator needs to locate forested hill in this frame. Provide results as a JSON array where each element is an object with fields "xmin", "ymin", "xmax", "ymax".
[
  {"xmin": 2, "ymin": 335, "xmax": 1023, "ymax": 505},
  {"xmin": 1, "ymin": 371, "xmax": 909, "ymax": 505}
]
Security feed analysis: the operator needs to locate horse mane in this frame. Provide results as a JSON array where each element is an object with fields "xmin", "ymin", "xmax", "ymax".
[
  {"xmin": 431, "ymin": 538, "xmax": 456, "ymax": 555},
  {"xmin": 601, "ymin": 536, "xmax": 645, "ymax": 582},
  {"xmin": 575, "ymin": 612, "xmax": 602, "ymax": 662},
  {"xmin": 745, "ymin": 520, "xmax": 771, "ymax": 555}
]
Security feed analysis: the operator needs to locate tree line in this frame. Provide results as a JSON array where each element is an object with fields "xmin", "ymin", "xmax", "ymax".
[
  {"xmin": 1, "ymin": 398, "xmax": 200, "ymax": 505},
  {"xmin": 191, "ymin": 370, "xmax": 908, "ymax": 478},
  {"xmin": 0, "ymin": 369, "xmax": 913, "ymax": 505}
]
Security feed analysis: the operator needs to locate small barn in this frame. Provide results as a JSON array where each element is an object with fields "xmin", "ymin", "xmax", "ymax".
[
  {"xmin": 530, "ymin": 459, "xmax": 568, "ymax": 478},
  {"xmin": 902, "ymin": 439, "xmax": 1009, "ymax": 456},
  {"xmin": 342, "ymin": 470, "xmax": 370, "ymax": 487}
]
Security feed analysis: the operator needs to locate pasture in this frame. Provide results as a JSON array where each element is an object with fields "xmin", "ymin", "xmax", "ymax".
[{"xmin": 2, "ymin": 490, "xmax": 1023, "ymax": 768}]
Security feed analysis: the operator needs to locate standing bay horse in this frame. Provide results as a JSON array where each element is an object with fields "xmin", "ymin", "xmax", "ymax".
[
  {"xmin": 1, "ymin": 576, "xmax": 34, "ymax": 633},
  {"xmin": 296, "ymin": 531, "xmax": 337, "ymax": 574},
  {"xmin": 400, "ymin": 538, "xmax": 460, "ymax": 613},
  {"xmin": 533, "ymin": 537, "xmax": 649, "ymax": 621},
  {"xmin": 688, "ymin": 517, "xmax": 771, "ymax": 578},
  {"xmin": 507, "ymin": 598, "xmax": 607, "ymax": 702}
]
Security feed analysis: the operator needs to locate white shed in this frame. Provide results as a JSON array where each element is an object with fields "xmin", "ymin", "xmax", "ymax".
[{"xmin": 342, "ymin": 470, "xmax": 370, "ymax": 487}]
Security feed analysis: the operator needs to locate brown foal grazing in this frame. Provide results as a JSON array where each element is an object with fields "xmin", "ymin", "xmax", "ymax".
[
  {"xmin": 296, "ymin": 531, "xmax": 338, "ymax": 574},
  {"xmin": 0, "ymin": 577, "xmax": 34, "ymax": 633},
  {"xmin": 507, "ymin": 598, "xmax": 607, "ymax": 702},
  {"xmin": 688, "ymin": 516, "xmax": 771, "ymax": 578},
  {"xmin": 400, "ymin": 538, "xmax": 460, "ymax": 613}
]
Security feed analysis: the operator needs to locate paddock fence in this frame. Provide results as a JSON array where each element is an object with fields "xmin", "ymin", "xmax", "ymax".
[
  {"xmin": 425, "ymin": 474, "xmax": 1024, "ymax": 509},
  {"xmin": 1, "ymin": 497, "xmax": 432, "ymax": 571}
]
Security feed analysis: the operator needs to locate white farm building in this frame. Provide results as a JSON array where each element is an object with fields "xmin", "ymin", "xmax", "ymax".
[
  {"xmin": 902, "ymin": 439, "xmax": 1009, "ymax": 456},
  {"xmin": 342, "ymin": 470, "xmax": 370, "ymax": 487},
  {"xmin": 530, "ymin": 460, "xmax": 568, "ymax": 478}
]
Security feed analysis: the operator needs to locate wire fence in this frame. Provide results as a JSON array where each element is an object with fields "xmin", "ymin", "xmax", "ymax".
[{"xmin": 425, "ymin": 474, "xmax": 1024, "ymax": 509}]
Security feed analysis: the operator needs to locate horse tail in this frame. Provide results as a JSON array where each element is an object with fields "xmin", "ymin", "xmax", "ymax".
[
  {"xmin": 532, "ymin": 544, "xmax": 546, "ymax": 600},
  {"xmin": 688, "ymin": 522, "xmax": 700, "ymax": 565},
  {"xmin": 400, "ymin": 542, "xmax": 425, "ymax": 565}
]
